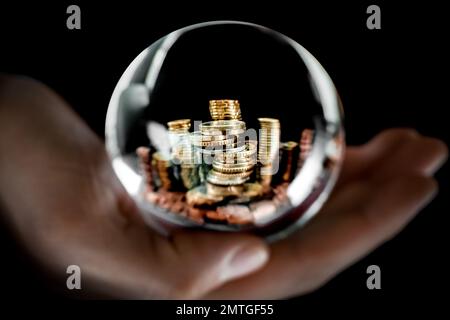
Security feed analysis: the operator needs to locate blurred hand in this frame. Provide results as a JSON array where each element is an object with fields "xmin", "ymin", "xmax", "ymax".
[{"xmin": 0, "ymin": 75, "xmax": 447, "ymax": 299}]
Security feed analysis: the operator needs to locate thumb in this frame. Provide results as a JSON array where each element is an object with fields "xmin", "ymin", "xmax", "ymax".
[{"xmin": 161, "ymin": 231, "xmax": 269, "ymax": 299}]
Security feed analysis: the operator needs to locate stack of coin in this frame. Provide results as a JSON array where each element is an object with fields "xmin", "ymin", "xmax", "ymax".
[
  {"xmin": 258, "ymin": 118, "xmax": 281, "ymax": 165},
  {"xmin": 136, "ymin": 146, "xmax": 154, "ymax": 191},
  {"xmin": 281, "ymin": 141, "xmax": 299, "ymax": 182},
  {"xmin": 167, "ymin": 119, "xmax": 202, "ymax": 190},
  {"xmin": 257, "ymin": 118, "xmax": 281, "ymax": 187},
  {"xmin": 201, "ymin": 123, "xmax": 254, "ymax": 188},
  {"xmin": 167, "ymin": 119, "xmax": 192, "ymax": 164},
  {"xmin": 172, "ymin": 138, "xmax": 198, "ymax": 167},
  {"xmin": 167, "ymin": 118, "xmax": 191, "ymax": 132},
  {"xmin": 214, "ymin": 140, "xmax": 257, "ymax": 164},
  {"xmin": 199, "ymin": 120, "xmax": 246, "ymax": 139},
  {"xmin": 193, "ymin": 120, "xmax": 245, "ymax": 160},
  {"xmin": 209, "ymin": 99, "xmax": 242, "ymax": 120},
  {"xmin": 207, "ymin": 168, "xmax": 253, "ymax": 186},
  {"xmin": 298, "ymin": 129, "xmax": 314, "ymax": 170},
  {"xmin": 210, "ymin": 143, "xmax": 256, "ymax": 181},
  {"xmin": 152, "ymin": 152, "xmax": 172, "ymax": 190},
  {"xmin": 191, "ymin": 130, "xmax": 239, "ymax": 151},
  {"xmin": 200, "ymin": 138, "xmax": 257, "ymax": 195},
  {"xmin": 179, "ymin": 164, "xmax": 200, "ymax": 190},
  {"xmin": 201, "ymin": 100, "xmax": 258, "ymax": 193}
]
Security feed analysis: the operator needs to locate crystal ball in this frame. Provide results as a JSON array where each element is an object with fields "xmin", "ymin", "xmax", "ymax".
[{"xmin": 105, "ymin": 21, "xmax": 344, "ymax": 241}]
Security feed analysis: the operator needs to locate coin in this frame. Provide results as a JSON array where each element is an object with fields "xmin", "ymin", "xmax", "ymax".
[
  {"xmin": 209, "ymin": 99, "xmax": 242, "ymax": 121},
  {"xmin": 206, "ymin": 182, "xmax": 244, "ymax": 197},
  {"xmin": 283, "ymin": 141, "xmax": 299, "ymax": 150},
  {"xmin": 258, "ymin": 119, "xmax": 280, "ymax": 158},
  {"xmin": 206, "ymin": 210, "xmax": 228, "ymax": 221},
  {"xmin": 180, "ymin": 165, "xmax": 200, "ymax": 189},
  {"xmin": 187, "ymin": 207, "xmax": 205, "ymax": 224},
  {"xmin": 215, "ymin": 141, "xmax": 257, "ymax": 161},
  {"xmin": 212, "ymin": 161, "xmax": 255, "ymax": 173},
  {"xmin": 200, "ymin": 120, "xmax": 246, "ymax": 133},
  {"xmin": 217, "ymin": 205, "xmax": 253, "ymax": 224},
  {"xmin": 190, "ymin": 131, "xmax": 228, "ymax": 142},
  {"xmin": 167, "ymin": 119, "xmax": 191, "ymax": 132},
  {"xmin": 197, "ymin": 143, "xmax": 246, "ymax": 156},
  {"xmin": 145, "ymin": 191, "xmax": 159, "ymax": 204},
  {"xmin": 202, "ymin": 128, "xmax": 245, "ymax": 137},
  {"xmin": 210, "ymin": 169, "xmax": 253, "ymax": 179},
  {"xmin": 186, "ymin": 185, "xmax": 224, "ymax": 205},
  {"xmin": 206, "ymin": 170, "xmax": 250, "ymax": 186},
  {"xmin": 250, "ymin": 200, "xmax": 277, "ymax": 224},
  {"xmin": 213, "ymin": 158, "xmax": 254, "ymax": 168},
  {"xmin": 258, "ymin": 117, "xmax": 280, "ymax": 127},
  {"xmin": 243, "ymin": 182, "xmax": 263, "ymax": 197},
  {"xmin": 152, "ymin": 152, "xmax": 174, "ymax": 189},
  {"xmin": 136, "ymin": 147, "xmax": 155, "ymax": 191},
  {"xmin": 191, "ymin": 136, "xmax": 236, "ymax": 148}
]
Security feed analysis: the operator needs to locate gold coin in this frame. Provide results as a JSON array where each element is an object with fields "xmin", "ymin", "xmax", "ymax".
[
  {"xmin": 243, "ymin": 182, "xmax": 263, "ymax": 197},
  {"xmin": 167, "ymin": 119, "xmax": 191, "ymax": 132},
  {"xmin": 209, "ymin": 100, "xmax": 242, "ymax": 120},
  {"xmin": 198, "ymin": 143, "xmax": 246, "ymax": 155},
  {"xmin": 211, "ymin": 169, "xmax": 253, "ymax": 179},
  {"xmin": 192, "ymin": 137, "xmax": 236, "ymax": 148},
  {"xmin": 215, "ymin": 142, "xmax": 257, "ymax": 161},
  {"xmin": 212, "ymin": 161, "xmax": 255, "ymax": 173},
  {"xmin": 206, "ymin": 170, "xmax": 249, "ymax": 186},
  {"xmin": 202, "ymin": 128, "xmax": 245, "ymax": 137},
  {"xmin": 282, "ymin": 141, "xmax": 299, "ymax": 150},
  {"xmin": 186, "ymin": 186, "xmax": 223, "ymax": 205},
  {"xmin": 200, "ymin": 120, "xmax": 246, "ymax": 133},
  {"xmin": 214, "ymin": 156, "xmax": 255, "ymax": 165},
  {"xmin": 217, "ymin": 205, "xmax": 253, "ymax": 224},
  {"xmin": 258, "ymin": 118, "xmax": 280, "ymax": 127},
  {"xmin": 153, "ymin": 152, "xmax": 171, "ymax": 167},
  {"xmin": 209, "ymin": 99, "xmax": 240, "ymax": 108},
  {"xmin": 206, "ymin": 182, "xmax": 244, "ymax": 197},
  {"xmin": 190, "ymin": 131, "xmax": 228, "ymax": 142},
  {"xmin": 259, "ymin": 164, "xmax": 274, "ymax": 176}
]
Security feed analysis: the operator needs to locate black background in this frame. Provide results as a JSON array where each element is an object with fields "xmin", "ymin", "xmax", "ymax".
[{"xmin": 0, "ymin": 0, "xmax": 448, "ymax": 311}]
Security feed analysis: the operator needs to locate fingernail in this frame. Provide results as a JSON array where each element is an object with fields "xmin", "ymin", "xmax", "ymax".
[{"xmin": 221, "ymin": 244, "xmax": 269, "ymax": 282}]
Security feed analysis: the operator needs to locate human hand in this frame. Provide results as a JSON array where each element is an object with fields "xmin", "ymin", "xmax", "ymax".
[{"xmin": 0, "ymin": 75, "xmax": 447, "ymax": 299}]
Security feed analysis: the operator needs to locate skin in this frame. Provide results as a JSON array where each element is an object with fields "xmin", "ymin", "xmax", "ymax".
[{"xmin": 0, "ymin": 75, "xmax": 447, "ymax": 299}]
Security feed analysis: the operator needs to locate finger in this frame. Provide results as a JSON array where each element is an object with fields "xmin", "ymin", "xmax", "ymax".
[
  {"xmin": 338, "ymin": 129, "xmax": 448, "ymax": 187},
  {"xmin": 207, "ymin": 174, "xmax": 437, "ymax": 299},
  {"xmin": 373, "ymin": 136, "xmax": 448, "ymax": 180},
  {"xmin": 329, "ymin": 135, "xmax": 448, "ymax": 215},
  {"xmin": 153, "ymin": 231, "xmax": 270, "ymax": 299},
  {"xmin": 337, "ymin": 128, "xmax": 418, "ymax": 187}
]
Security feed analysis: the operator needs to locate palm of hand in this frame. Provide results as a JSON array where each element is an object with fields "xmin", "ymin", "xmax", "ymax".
[{"xmin": 0, "ymin": 76, "xmax": 446, "ymax": 299}]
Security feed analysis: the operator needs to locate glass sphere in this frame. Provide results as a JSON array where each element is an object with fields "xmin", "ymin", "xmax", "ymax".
[{"xmin": 105, "ymin": 21, "xmax": 344, "ymax": 241}]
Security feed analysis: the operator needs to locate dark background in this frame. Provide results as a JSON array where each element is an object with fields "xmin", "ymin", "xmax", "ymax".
[{"xmin": 0, "ymin": 0, "xmax": 448, "ymax": 310}]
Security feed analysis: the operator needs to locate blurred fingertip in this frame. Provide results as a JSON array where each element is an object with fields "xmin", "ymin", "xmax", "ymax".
[
  {"xmin": 396, "ymin": 175, "xmax": 438, "ymax": 206},
  {"xmin": 422, "ymin": 137, "xmax": 448, "ymax": 167},
  {"xmin": 375, "ymin": 128, "xmax": 419, "ymax": 144},
  {"xmin": 360, "ymin": 128, "xmax": 419, "ymax": 157}
]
